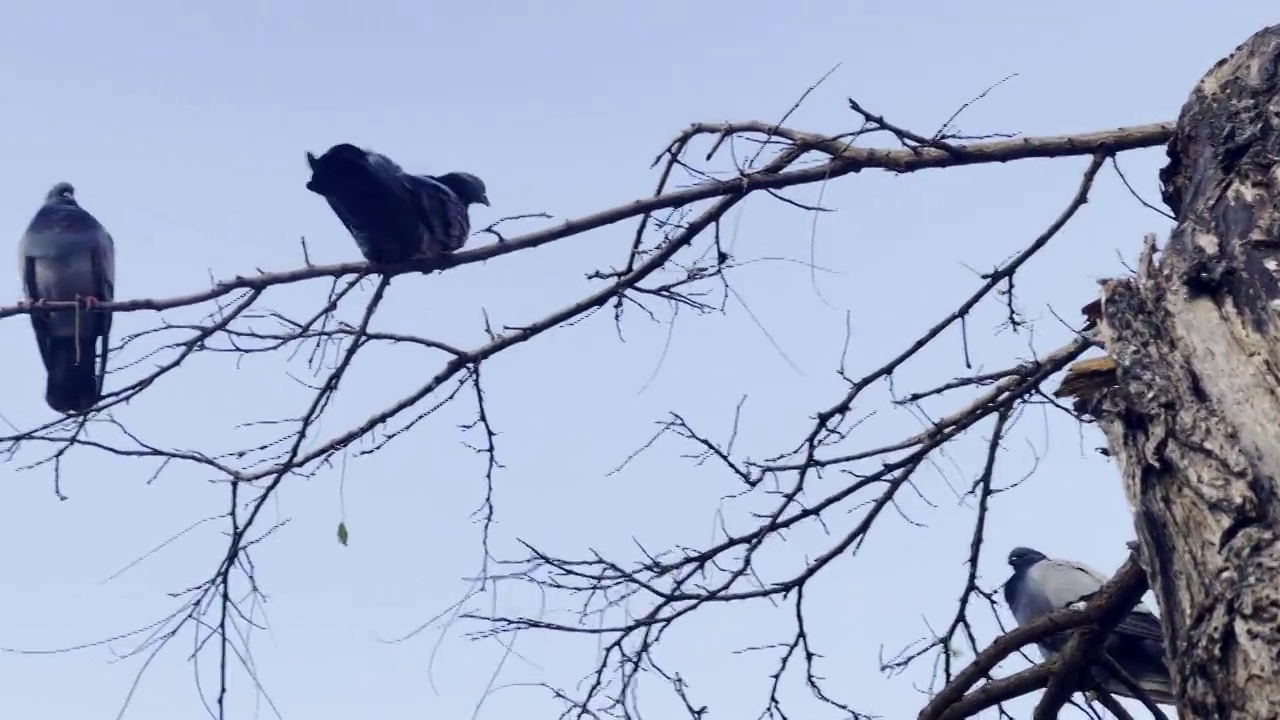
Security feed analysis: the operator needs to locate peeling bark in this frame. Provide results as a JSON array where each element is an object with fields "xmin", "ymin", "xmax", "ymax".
[{"xmin": 1082, "ymin": 25, "xmax": 1280, "ymax": 720}]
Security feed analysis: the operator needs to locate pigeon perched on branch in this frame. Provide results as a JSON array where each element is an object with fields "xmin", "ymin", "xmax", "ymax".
[
  {"xmin": 1003, "ymin": 546, "xmax": 1175, "ymax": 706},
  {"xmin": 304, "ymin": 143, "xmax": 489, "ymax": 264},
  {"xmin": 18, "ymin": 182, "xmax": 116, "ymax": 414}
]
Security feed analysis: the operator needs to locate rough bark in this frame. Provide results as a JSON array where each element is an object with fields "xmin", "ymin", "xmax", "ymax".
[{"xmin": 1079, "ymin": 24, "xmax": 1280, "ymax": 720}]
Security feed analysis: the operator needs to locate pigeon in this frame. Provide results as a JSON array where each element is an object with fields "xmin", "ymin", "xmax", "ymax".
[
  {"xmin": 1003, "ymin": 546, "xmax": 1176, "ymax": 706},
  {"xmin": 18, "ymin": 182, "xmax": 116, "ymax": 415},
  {"xmin": 304, "ymin": 143, "xmax": 489, "ymax": 264}
]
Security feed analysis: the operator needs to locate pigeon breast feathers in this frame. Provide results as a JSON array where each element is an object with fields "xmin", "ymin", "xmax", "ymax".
[{"xmin": 21, "ymin": 197, "xmax": 115, "ymax": 303}]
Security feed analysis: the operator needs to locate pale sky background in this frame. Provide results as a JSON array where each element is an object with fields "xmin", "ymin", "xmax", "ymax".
[{"xmin": 0, "ymin": 2, "xmax": 1272, "ymax": 719}]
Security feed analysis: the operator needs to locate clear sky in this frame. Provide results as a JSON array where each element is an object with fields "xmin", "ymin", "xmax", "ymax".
[{"xmin": 0, "ymin": 1, "xmax": 1272, "ymax": 719}]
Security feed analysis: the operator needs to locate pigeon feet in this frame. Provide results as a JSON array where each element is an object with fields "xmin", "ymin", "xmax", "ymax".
[
  {"xmin": 77, "ymin": 295, "xmax": 104, "ymax": 309},
  {"xmin": 17, "ymin": 297, "xmax": 48, "ymax": 309}
]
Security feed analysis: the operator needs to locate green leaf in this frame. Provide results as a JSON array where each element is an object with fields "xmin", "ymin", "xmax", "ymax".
[{"xmin": 337, "ymin": 521, "xmax": 349, "ymax": 547}]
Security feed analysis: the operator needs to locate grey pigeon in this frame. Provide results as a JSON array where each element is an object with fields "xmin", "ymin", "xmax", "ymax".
[
  {"xmin": 304, "ymin": 143, "xmax": 489, "ymax": 264},
  {"xmin": 18, "ymin": 182, "xmax": 116, "ymax": 415},
  {"xmin": 1003, "ymin": 547, "xmax": 1175, "ymax": 706}
]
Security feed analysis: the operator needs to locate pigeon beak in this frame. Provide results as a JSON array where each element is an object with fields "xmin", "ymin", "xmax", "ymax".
[{"xmin": 478, "ymin": 195, "xmax": 490, "ymax": 207}]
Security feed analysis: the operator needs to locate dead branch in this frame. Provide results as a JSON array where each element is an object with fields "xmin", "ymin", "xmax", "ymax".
[{"xmin": 0, "ymin": 78, "xmax": 1184, "ymax": 720}]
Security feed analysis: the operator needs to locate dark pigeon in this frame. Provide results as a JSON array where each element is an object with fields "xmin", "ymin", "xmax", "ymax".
[
  {"xmin": 18, "ymin": 182, "xmax": 116, "ymax": 415},
  {"xmin": 1003, "ymin": 546, "xmax": 1175, "ymax": 706},
  {"xmin": 304, "ymin": 143, "xmax": 489, "ymax": 264}
]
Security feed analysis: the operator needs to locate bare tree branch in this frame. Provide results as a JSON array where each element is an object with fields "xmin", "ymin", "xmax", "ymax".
[{"xmin": 0, "ymin": 53, "xmax": 1199, "ymax": 720}]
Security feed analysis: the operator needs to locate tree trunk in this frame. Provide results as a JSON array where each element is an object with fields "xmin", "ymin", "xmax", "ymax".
[{"xmin": 1075, "ymin": 24, "xmax": 1280, "ymax": 720}]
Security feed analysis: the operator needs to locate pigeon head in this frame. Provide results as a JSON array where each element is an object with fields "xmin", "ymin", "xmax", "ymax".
[
  {"xmin": 45, "ymin": 182, "xmax": 77, "ymax": 205},
  {"xmin": 1007, "ymin": 546, "xmax": 1047, "ymax": 571},
  {"xmin": 436, "ymin": 172, "xmax": 490, "ymax": 207}
]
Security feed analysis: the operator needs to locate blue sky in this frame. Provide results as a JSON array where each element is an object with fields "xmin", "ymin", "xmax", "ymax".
[{"xmin": 0, "ymin": 1, "xmax": 1272, "ymax": 718}]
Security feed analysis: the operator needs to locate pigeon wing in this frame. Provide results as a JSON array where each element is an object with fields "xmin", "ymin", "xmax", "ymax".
[
  {"xmin": 95, "ymin": 226, "xmax": 115, "ymax": 301},
  {"xmin": 1113, "ymin": 606, "xmax": 1165, "ymax": 643},
  {"xmin": 19, "ymin": 231, "xmax": 57, "ymax": 374},
  {"xmin": 1055, "ymin": 558, "xmax": 1166, "ymax": 639},
  {"xmin": 89, "ymin": 225, "xmax": 115, "ymax": 397},
  {"xmin": 407, "ymin": 175, "xmax": 470, "ymax": 254},
  {"xmin": 1036, "ymin": 558, "xmax": 1107, "ymax": 607}
]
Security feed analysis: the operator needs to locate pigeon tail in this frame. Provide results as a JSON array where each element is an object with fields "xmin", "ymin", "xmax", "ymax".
[
  {"xmin": 1100, "ymin": 673, "xmax": 1177, "ymax": 706},
  {"xmin": 44, "ymin": 333, "xmax": 102, "ymax": 414},
  {"xmin": 1097, "ymin": 635, "xmax": 1175, "ymax": 706}
]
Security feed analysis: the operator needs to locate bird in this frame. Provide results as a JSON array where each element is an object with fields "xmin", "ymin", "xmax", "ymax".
[
  {"xmin": 18, "ymin": 182, "xmax": 116, "ymax": 415},
  {"xmin": 304, "ymin": 143, "xmax": 489, "ymax": 264},
  {"xmin": 1003, "ymin": 546, "xmax": 1176, "ymax": 706}
]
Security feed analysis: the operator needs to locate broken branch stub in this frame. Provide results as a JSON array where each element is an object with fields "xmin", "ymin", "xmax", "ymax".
[{"xmin": 1063, "ymin": 24, "xmax": 1280, "ymax": 720}]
